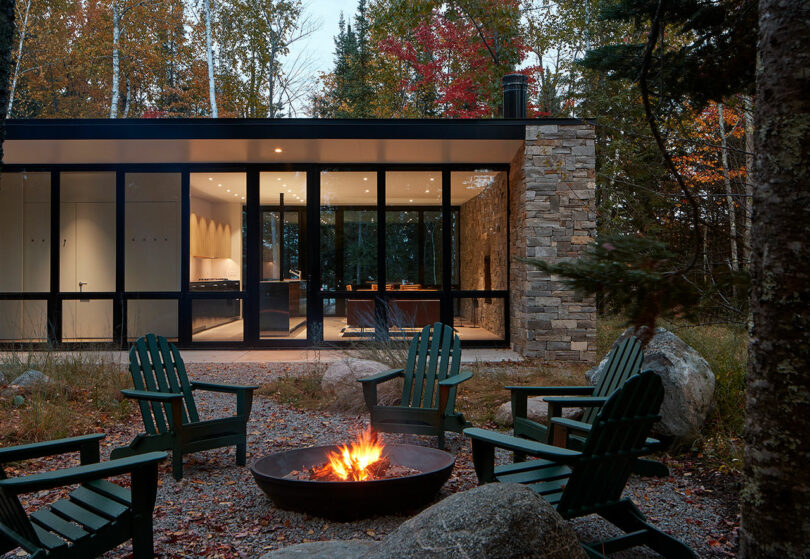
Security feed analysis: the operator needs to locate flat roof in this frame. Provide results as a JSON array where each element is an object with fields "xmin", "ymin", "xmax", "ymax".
[{"xmin": 3, "ymin": 118, "xmax": 593, "ymax": 165}]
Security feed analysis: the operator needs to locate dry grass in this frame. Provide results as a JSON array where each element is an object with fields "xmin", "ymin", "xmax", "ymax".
[
  {"xmin": 254, "ymin": 364, "xmax": 329, "ymax": 410},
  {"xmin": 0, "ymin": 350, "xmax": 134, "ymax": 445}
]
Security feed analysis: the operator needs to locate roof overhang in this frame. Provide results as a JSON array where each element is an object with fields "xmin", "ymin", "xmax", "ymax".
[{"xmin": 2, "ymin": 118, "xmax": 587, "ymax": 166}]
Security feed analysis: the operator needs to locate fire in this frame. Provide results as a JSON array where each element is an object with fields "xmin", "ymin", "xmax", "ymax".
[{"xmin": 315, "ymin": 428, "xmax": 384, "ymax": 481}]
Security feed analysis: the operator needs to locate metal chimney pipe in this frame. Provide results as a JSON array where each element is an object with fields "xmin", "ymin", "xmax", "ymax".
[{"xmin": 502, "ymin": 73, "xmax": 528, "ymax": 118}]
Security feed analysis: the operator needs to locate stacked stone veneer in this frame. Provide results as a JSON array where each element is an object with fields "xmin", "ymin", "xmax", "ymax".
[
  {"xmin": 459, "ymin": 171, "xmax": 508, "ymax": 339},
  {"xmin": 509, "ymin": 123, "xmax": 597, "ymax": 362}
]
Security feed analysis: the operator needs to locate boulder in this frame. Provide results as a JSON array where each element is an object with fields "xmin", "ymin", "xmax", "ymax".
[
  {"xmin": 265, "ymin": 485, "xmax": 583, "ymax": 559},
  {"xmin": 587, "ymin": 327, "xmax": 715, "ymax": 446},
  {"xmin": 321, "ymin": 358, "xmax": 402, "ymax": 411},
  {"xmin": 10, "ymin": 369, "xmax": 52, "ymax": 389},
  {"xmin": 261, "ymin": 541, "xmax": 374, "ymax": 559},
  {"xmin": 494, "ymin": 398, "xmax": 582, "ymax": 427},
  {"xmin": 364, "ymin": 483, "xmax": 584, "ymax": 559}
]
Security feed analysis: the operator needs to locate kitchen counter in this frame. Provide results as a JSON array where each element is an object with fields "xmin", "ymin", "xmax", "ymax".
[{"xmin": 260, "ymin": 280, "xmax": 307, "ymax": 335}]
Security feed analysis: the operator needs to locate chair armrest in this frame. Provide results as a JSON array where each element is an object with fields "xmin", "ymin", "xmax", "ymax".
[
  {"xmin": 464, "ymin": 428, "xmax": 581, "ymax": 464},
  {"xmin": 0, "ymin": 434, "xmax": 105, "ymax": 465},
  {"xmin": 121, "ymin": 389, "xmax": 184, "ymax": 402},
  {"xmin": 438, "ymin": 371, "xmax": 473, "ymax": 386},
  {"xmin": 0, "ymin": 452, "xmax": 167, "ymax": 495},
  {"xmin": 550, "ymin": 417, "xmax": 593, "ymax": 436},
  {"xmin": 543, "ymin": 396, "xmax": 609, "ymax": 408},
  {"xmin": 357, "ymin": 368, "xmax": 404, "ymax": 385},
  {"xmin": 191, "ymin": 381, "xmax": 258, "ymax": 393},
  {"xmin": 505, "ymin": 385, "xmax": 595, "ymax": 396}
]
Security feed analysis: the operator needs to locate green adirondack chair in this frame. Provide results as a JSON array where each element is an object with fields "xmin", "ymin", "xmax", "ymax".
[
  {"xmin": 465, "ymin": 372, "xmax": 696, "ymax": 559},
  {"xmin": 0, "ymin": 434, "xmax": 166, "ymax": 558},
  {"xmin": 358, "ymin": 322, "xmax": 472, "ymax": 449},
  {"xmin": 508, "ymin": 336, "xmax": 668, "ymax": 477},
  {"xmin": 111, "ymin": 333, "xmax": 258, "ymax": 480}
]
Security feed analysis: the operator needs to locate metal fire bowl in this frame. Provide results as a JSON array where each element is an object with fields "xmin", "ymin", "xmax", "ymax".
[{"xmin": 250, "ymin": 443, "xmax": 455, "ymax": 520}]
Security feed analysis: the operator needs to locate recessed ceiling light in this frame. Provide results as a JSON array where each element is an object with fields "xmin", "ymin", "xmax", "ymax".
[
  {"xmin": 226, "ymin": 189, "xmax": 230, "ymax": 192},
  {"xmin": 363, "ymin": 177, "xmax": 368, "ymax": 181},
  {"xmin": 282, "ymin": 184, "xmax": 286, "ymax": 187},
  {"xmin": 409, "ymin": 199, "xmax": 413, "ymax": 203},
  {"xmin": 241, "ymin": 196, "xmax": 245, "ymax": 200},
  {"xmin": 233, "ymin": 193, "xmax": 238, "ymax": 197},
  {"xmin": 208, "ymin": 177, "xmax": 213, "ymax": 181},
  {"xmin": 425, "ymin": 189, "xmax": 430, "ymax": 193},
  {"xmin": 277, "ymin": 177, "xmax": 281, "ymax": 181},
  {"xmin": 365, "ymin": 189, "xmax": 369, "ymax": 193},
  {"xmin": 430, "ymin": 177, "xmax": 434, "ymax": 182},
  {"xmin": 217, "ymin": 183, "xmax": 222, "ymax": 187},
  {"xmin": 274, "ymin": 147, "xmax": 283, "ymax": 153}
]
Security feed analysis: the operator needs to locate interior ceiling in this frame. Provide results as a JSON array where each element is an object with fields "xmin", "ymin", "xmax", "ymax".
[
  {"xmin": 189, "ymin": 170, "xmax": 503, "ymax": 206},
  {"xmin": 4, "ymin": 138, "xmax": 522, "ymax": 165}
]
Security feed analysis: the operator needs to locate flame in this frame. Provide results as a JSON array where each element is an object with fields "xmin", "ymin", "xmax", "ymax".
[{"xmin": 317, "ymin": 428, "xmax": 384, "ymax": 481}]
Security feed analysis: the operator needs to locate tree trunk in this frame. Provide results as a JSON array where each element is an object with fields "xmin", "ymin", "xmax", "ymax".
[
  {"xmin": 0, "ymin": 0, "xmax": 15, "ymax": 167},
  {"xmin": 122, "ymin": 76, "xmax": 131, "ymax": 117},
  {"xmin": 204, "ymin": 0, "xmax": 217, "ymax": 118},
  {"xmin": 110, "ymin": 2, "xmax": 120, "ymax": 119},
  {"xmin": 740, "ymin": 0, "xmax": 810, "ymax": 557},
  {"xmin": 743, "ymin": 94, "xmax": 754, "ymax": 266},
  {"xmin": 718, "ymin": 103, "xmax": 738, "ymax": 272},
  {"xmin": 7, "ymin": 0, "xmax": 30, "ymax": 118}
]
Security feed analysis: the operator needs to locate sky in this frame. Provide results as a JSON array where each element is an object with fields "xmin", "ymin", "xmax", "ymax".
[{"xmin": 290, "ymin": 0, "xmax": 358, "ymax": 79}]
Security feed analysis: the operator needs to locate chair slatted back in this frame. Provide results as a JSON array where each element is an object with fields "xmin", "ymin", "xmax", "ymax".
[
  {"xmin": 0, "ymin": 489, "xmax": 39, "ymax": 553},
  {"xmin": 582, "ymin": 336, "xmax": 643, "ymax": 424},
  {"xmin": 400, "ymin": 323, "xmax": 462, "ymax": 412},
  {"xmin": 129, "ymin": 334, "xmax": 200, "ymax": 435},
  {"xmin": 557, "ymin": 371, "xmax": 664, "ymax": 518}
]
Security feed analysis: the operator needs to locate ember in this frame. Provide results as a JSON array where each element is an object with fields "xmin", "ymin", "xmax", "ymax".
[{"xmin": 282, "ymin": 429, "xmax": 421, "ymax": 482}]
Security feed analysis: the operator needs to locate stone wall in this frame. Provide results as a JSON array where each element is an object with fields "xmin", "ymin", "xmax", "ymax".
[
  {"xmin": 459, "ymin": 171, "xmax": 508, "ymax": 339},
  {"xmin": 509, "ymin": 123, "xmax": 597, "ymax": 362}
]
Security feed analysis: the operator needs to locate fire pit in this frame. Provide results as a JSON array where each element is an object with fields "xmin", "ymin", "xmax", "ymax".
[{"xmin": 250, "ymin": 431, "xmax": 455, "ymax": 520}]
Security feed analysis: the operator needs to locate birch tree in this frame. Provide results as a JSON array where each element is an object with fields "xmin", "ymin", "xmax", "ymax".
[
  {"xmin": 7, "ymin": 0, "xmax": 31, "ymax": 118},
  {"xmin": 109, "ymin": 0, "xmax": 153, "ymax": 118},
  {"xmin": 204, "ymin": 0, "xmax": 217, "ymax": 117},
  {"xmin": 718, "ymin": 103, "xmax": 739, "ymax": 272}
]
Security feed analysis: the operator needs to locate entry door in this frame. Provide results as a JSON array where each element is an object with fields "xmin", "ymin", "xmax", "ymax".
[{"xmin": 60, "ymin": 201, "xmax": 115, "ymax": 340}]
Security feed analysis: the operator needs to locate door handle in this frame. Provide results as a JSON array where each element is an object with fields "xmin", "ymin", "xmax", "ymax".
[{"xmin": 79, "ymin": 281, "xmax": 88, "ymax": 292}]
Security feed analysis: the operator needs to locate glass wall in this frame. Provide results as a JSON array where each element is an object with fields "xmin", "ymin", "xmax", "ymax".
[
  {"xmin": 0, "ymin": 165, "xmax": 509, "ymax": 348},
  {"xmin": 259, "ymin": 171, "xmax": 307, "ymax": 339},
  {"xmin": 451, "ymin": 170, "xmax": 508, "ymax": 341},
  {"xmin": 190, "ymin": 172, "xmax": 245, "ymax": 342},
  {"xmin": 321, "ymin": 171, "xmax": 377, "ymax": 341},
  {"xmin": 0, "ymin": 172, "xmax": 50, "ymax": 341}
]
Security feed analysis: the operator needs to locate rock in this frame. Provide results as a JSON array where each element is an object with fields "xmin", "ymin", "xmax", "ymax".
[
  {"xmin": 13, "ymin": 395, "xmax": 25, "ymax": 407},
  {"xmin": 321, "ymin": 358, "xmax": 403, "ymax": 411},
  {"xmin": 261, "ymin": 541, "xmax": 374, "ymax": 559},
  {"xmin": 10, "ymin": 369, "xmax": 52, "ymax": 389},
  {"xmin": 363, "ymin": 484, "xmax": 584, "ymax": 559},
  {"xmin": 494, "ymin": 398, "xmax": 582, "ymax": 426},
  {"xmin": 588, "ymin": 327, "xmax": 715, "ymax": 446}
]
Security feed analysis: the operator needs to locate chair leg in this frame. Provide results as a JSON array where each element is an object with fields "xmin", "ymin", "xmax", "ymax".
[
  {"xmin": 598, "ymin": 500, "xmax": 697, "ymax": 559},
  {"xmin": 236, "ymin": 441, "xmax": 247, "ymax": 466},
  {"xmin": 131, "ymin": 517, "xmax": 155, "ymax": 559},
  {"xmin": 171, "ymin": 450, "xmax": 184, "ymax": 481},
  {"xmin": 437, "ymin": 431, "xmax": 445, "ymax": 450}
]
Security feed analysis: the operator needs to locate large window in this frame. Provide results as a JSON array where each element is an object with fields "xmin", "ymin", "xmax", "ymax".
[
  {"xmin": 190, "ymin": 173, "xmax": 245, "ymax": 342},
  {"xmin": 259, "ymin": 171, "xmax": 307, "ymax": 340}
]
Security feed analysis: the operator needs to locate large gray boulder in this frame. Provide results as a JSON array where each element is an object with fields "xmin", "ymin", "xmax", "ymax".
[
  {"xmin": 262, "ymin": 484, "xmax": 584, "ymax": 559},
  {"xmin": 365, "ymin": 484, "xmax": 583, "ymax": 559},
  {"xmin": 587, "ymin": 327, "xmax": 715, "ymax": 446},
  {"xmin": 494, "ymin": 398, "xmax": 582, "ymax": 426},
  {"xmin": 10, "ymin": 369, "xmax": 52, "ymax": 389},
  {"xmin": 262, "ymin": 541, "xmax": 374, "ymax": 559},
  {"xmin": 321, "ymin": 358, "xmax": 402, "ymax": 411}
]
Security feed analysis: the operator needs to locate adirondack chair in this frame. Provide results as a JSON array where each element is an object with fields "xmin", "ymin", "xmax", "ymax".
[
  {"xmin": 0, "ymin": 433, "xmax": 166, "ymax": 558},
  {"xmin": 465, "ymin": 372, "xmax": 696, "ymax": 559},
  {"xmin": 508, "ymin": 336, "xmax": 668, "ymax": 477},
  {"xmin": 111, "ymin": 333, "xmax": 258, "ymax": 480},
  {"xmin": 358, "ymin": 322, "xmax": 472, "ymax": 449}
]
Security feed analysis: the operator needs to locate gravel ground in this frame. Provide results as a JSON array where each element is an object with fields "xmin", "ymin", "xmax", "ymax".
[{"xmin": 4, "ymin": 363, "xmax": 738, "ymax": 558}]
